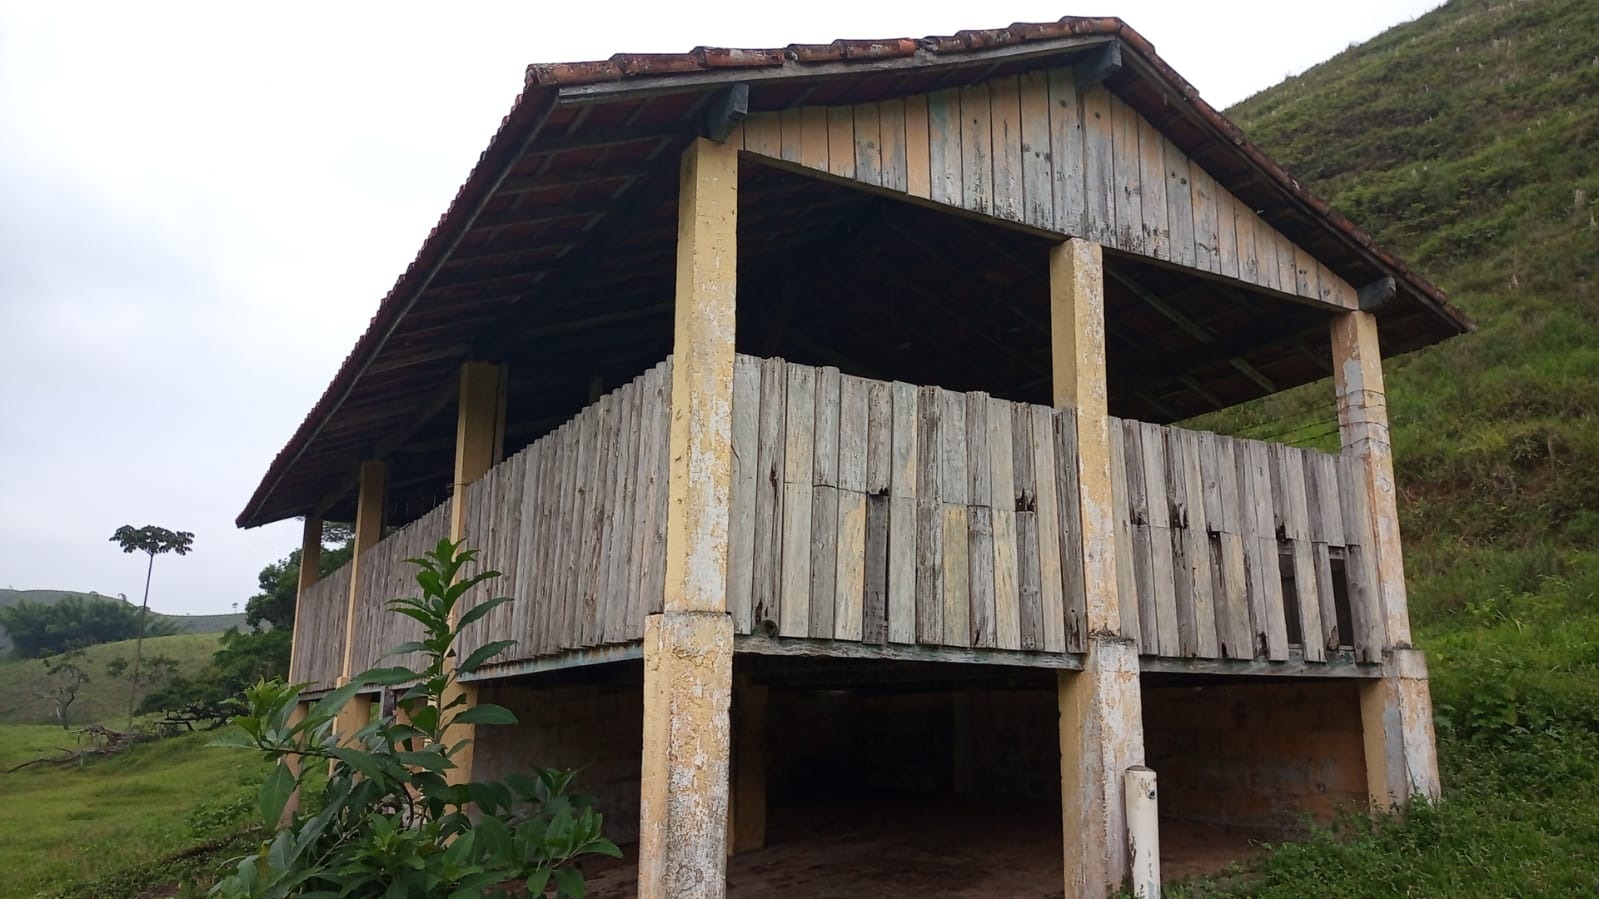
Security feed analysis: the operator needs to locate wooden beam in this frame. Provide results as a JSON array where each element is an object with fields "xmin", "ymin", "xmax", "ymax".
[
  {"xmin": 704, "ymin": 83, "xmax": 750, "ymax": 142},
  {"xmin": 1106, "ymin": 267, "xmax": 1278, "ymax": 393},
  {"xmin": 1072, "ymin": 41, "xmax": 1123, "ymax": 90}
]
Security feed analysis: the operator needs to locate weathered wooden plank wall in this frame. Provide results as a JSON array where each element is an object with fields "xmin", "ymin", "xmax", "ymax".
[
  {"xmin": 727, "ymin": 354, "xmax": 1088, "ymax": 653},
  {"xmin": 448, "ymin": 359, "xmax": 674, "ymax": 669},
  {"xmin": 1106, "ymin": 418, "xmax": 1386, "ymax": 663},
  {"xmin": 289, "ymin": 562, "xmax": 352, "ymax": 690},
  {"xmin": 348, "ymin": 502, "xmax": 451, "ymax": 674},
  {"xmin": 736, "ymin": 70, "xmax": 1357, "ymax": 310},
  {"xmin": 295, "ymin": 355, "xmax": 1386, "ymax": 680}
]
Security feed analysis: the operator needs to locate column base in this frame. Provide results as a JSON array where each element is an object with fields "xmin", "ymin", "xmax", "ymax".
[
  {"xmin": 639, "ymin": 611, "xmax": 734, "ymax": 898},
  {"xmin": 1059, "ymin": 635, "xmax": 1145, "ymax": 899},
  {"xmin": 1361, "ymin": 648, "xmax": 1441, "ymax": 811}
]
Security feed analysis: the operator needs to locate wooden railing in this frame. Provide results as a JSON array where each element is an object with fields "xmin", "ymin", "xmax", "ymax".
[
  {"xmin": 290, "ymin": 353, "xmax": 1388, "ymax": 689},
  {"xmin": 455, "ymin": 359, "xmax": 672, "ymax": 667},
  {"xmin": 289, "ymin": 562, "xmax": 351, "ymax": 691},
  {"xmin": 1107, "ymin": 420, "xmax": 1384, "ymax": 663}
]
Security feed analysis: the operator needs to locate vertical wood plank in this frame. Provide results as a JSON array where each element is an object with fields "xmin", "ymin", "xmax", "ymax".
[
  {"xmin": 927, "ymin": 89, "xmax": 963, "ymax": 207},
  {"xmin": 1275, "ymin": 229, "xmax": 1298, "ymax": 297},
  {"xmin": 943, "ymin": 503, "xmax": 971, "ymax": 647},
  {"xmin": 1175, "ymin": 428, "xmax": 1219, "ymax": 658},
  {"xmin": 1294, "ymin": 245, "xmax": 1318, "ymax": 300},
  {"xmin": 1214, "ymin": 186, "xmax": 1239, "ymax": 281},
  {"xmin": 799, "ymin": 106, "xmax": 829, "ymax": 172},
  {"xmin": 1162, "ymin": 427, "xmax": 1199, "ymax": 658},
  {"xmin": 915, "ymin": 387, "xmax": 943, "ymax": 643},
  {"xmin": 1236, "ymin": 202, "xmax": 1260, "ymax": 286},
  {"xmin": 987, "ymin": 400, "xmax": 1019, "ymax": 649},
  {"xmin": 1107, "ymin": 419, "xmax": 1140, "ymax": 649},
  {"xmin": 903, "ymin": 94, "xmax": 931, "ymax": 200},
  {"xmin": 959, "ymin": 83, "xmax": 992, "ymax": 216},
  {"xmin": 813, "ymin": 366, "xmax": 841, "ymax": 488},
  {"xmin": 645, "ymin": 359, "xmax": 672, "ymax": 615},
  {"xmin": 840, "ymin": 375, "xmax": 870, "ymax": 494},
  {"xmin": 939, "ymin": 389, "xmax": 969, "ymax": 506},
  {"xmin": 1139, "ymin": 421, "xmax": 1180, "ymax": 657},
  {"xmin": 989, "ymin": 75, "xmax": 1025, "ymax": 223},
  {"xmin": 1164, "ymin": 140, "xmax": 1197, "ymax": 269},
  {"xmin": 1254, "ymin": 213, "xmax": 1283, "ymax": 292},
  {"xmin": 878, "ymin": 99, "xmax": 908, "ymax": 194},
  {"xmin": 853, "ymin": 102, "xmax": 883, "ymax": 187},
  {"xmin": 1138, "ymin": 116, "xmax": 1170, "ymax": 261},
  {"xmin": 1047, "ymin": 68, "xmax": 1086, "ymax": 237},
  {"xmin": 1190, "ymin": 164, "xmax": 1221, "ymax": 275},
  {"xmin": 1110, "ymin": 94, "xmax": 1144, "ymax": 251},
  {"xmin": 888, "ymin": 382, "xmax": 918, "ymax": 643},
  {"xmin": 727, "ymin": 356, "xmax": 759, "ymax": 636},
  {"xmin": 1054, "ymin": 408, "xmax": 1087, "ymax": 653},
  {"xmin": 779, "ymin": 107, "xmax": 803, "ymax": 164},
  {"xmin": 1338, "ymin": 453, "xmax": 1387, "ymax": 662},
  {"xmin": 1207, "ymin": 435, "xmax": 1251, "ymax": 659},
  {"xmin": 810, "ymin": 484, "xmax": 840, "ymax": 638},
  {"xmin": 827, "ymin": 105, "xmax": 856, "ymax": 180},
  {"xmin": 752, "ymin": 357, "xmax": 787, "ymax": 631},
  {"xmin": 966, "ymin": 392, "xmax": 992, "ymax": 508},
  {"xmin": 779, "ymin": 363, "xmax": 815, "ymax": 637},
  {"xmin": 968, "ymin": 506, "xmax": 996, "ymax": 647},
  {"xmin": 864, "ymin": 495, "xmax": 890, "ymax": 643},
  {"xmin": 835, "ymin": 490, "xmax": 868, "ymax": 642},
  {"xmin": 1030, "ymin": 406, "xmax": 1065, "ymax": 652},
  {"xmin": 743, "ymin": 112, "xmax": 781, "ymax": 159},
  {"xmin": 1242, "ymin": 439, "xmax": 1289, "ymax": 659},
  {"xmin": 1019, "ymin": 70, "xmax": 1056, "ymax": 231},
  {"xmin": 1079, "ymin": 83, "xmax": 1115, "ymax": 244}
]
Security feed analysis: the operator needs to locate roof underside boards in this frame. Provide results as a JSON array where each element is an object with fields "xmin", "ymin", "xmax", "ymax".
[{"xmin": 238, "ymin": 17, "xmax": 1472, "ymax": 530}]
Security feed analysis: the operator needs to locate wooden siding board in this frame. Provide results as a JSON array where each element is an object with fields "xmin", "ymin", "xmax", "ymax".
[
  {"xmin": 989, "ymin": 75, "xmax": 1025, "ymax": 223},
  {"xmin": 1164, "ymin": 139, "xmax": 1198, "ymax": 269},
  {"xmin": 853, "ymin": 102, "xmax": 883, "ymax": 188},
  {"xmin": 927, "ymin": 89, "xmax": 962, "ymax": 207},
  {"xmin": 753, "ymin": 357, "xmax": 787, "ymax": 632},
  {"xmin": 878, "ymin": 98, "xmax": 910, "ymax": 194},
  {"xmin": 1079, "ymin": 83, "xmax": 1115, "ymax": 244},
  {"xmin": 780, "ymin": 363, "xmax": 816, "ymax": 637},
  {"xmin": 1019, "ymin": 70, "xmax": 1056, "ymax": 231},
  {"xmin": 903, "ymin": 94, "xmax": 932, "ymax": 200},
  {"xmin": 959, "ymin": 83, "xmax": 993, "ymax": 217},
  {"xmin": 1137, "ymin": 116, "xmax": 1170, "ymax": 261},
  {"xmin": 728, "ymin": 356, "xmax": 760, "ymax": 636}
]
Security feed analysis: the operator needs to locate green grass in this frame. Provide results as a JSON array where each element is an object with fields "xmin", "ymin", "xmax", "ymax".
[
  {"xmin": 0, "ymin": 727, "xmax": 267, "ymax": 899},
  {"xmin": 0, "ymin": 633, "xmax": 221, "ymax": 727},
  {"xmin": 0, "ymin": 588, "xmax": 247, "ymax": 656}
]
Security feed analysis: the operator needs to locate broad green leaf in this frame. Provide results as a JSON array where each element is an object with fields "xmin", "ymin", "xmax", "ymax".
[
  {"xmin": 258, "ymin": 762, "xmax": 296, "ymax": 829},
  {"xmin": 458, "ymin": 639, "xmax": 517, "ymax": 673},
  {"xmin": 454, "ymin": 596, "xmax": 511, "ymax": 631},
  {"xmin": 553, "ymin": 867, "xmax": 586, "ymax": 899},
  {"xmin": 451, "ymin": 702, "xmax": 518, "ymax": 727}
]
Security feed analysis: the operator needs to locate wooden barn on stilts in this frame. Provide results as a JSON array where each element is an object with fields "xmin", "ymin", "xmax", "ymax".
[{"xmin": 239, "ymin": 16, "xmax": 1471, "ymax": 897}]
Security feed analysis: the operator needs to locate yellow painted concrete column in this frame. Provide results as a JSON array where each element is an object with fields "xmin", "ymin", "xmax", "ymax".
[
  {"xmin": 289, "ymin": 516, "xmax": 322, "ymax": 684},
  {"xmin": 443, "ymin": 360, "xmax": 508, "ymax": 786},
  {"xmin": 1332, "ymin": 310, "xmax": 1441, "ymax": 807},
  {"xmin": 285, "ymin": 516, "xmax": 322, "ymax": 814},
  {"xmin": 334, "ymin": 461, "xmax": 386, "ymax": 746},
  {"xmin": 1051, "ymin": 238, "xmax": 1146, "ymax": 898},
  {"xmin": 639, "ymin": 136, "xmax": 738, "ymax": 899}
]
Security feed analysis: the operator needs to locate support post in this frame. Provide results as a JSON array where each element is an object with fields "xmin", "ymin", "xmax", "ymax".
[
  {"xmin": 285, "ymin": 516, "xmax": 322, "ymax": 816},
  {"xmin": 442, "ymin": 360, "xmax": 508, "ymax": 786},
  {"xmin": 639, "ymin": 136, "xmax": 738, "ymax": 899},
  {"xmin": 1332, "ymin": 310, "xmax": 1441, "ymax": 808},
  {"xmin": 1051, "ymin": 238, "xmax": 1147, "ymax": 898},
  {"xmin": 334, "ymin": 460, "xmax": 386, "ymax": 747}
]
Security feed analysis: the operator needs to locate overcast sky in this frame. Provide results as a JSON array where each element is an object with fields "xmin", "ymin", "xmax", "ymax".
[{"xmin": 0, "ymin": 0, "xmax": 1443, "ymax": 615}]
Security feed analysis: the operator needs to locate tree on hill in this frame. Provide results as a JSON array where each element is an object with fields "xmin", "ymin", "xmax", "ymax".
[
  {"xmin": 36, "ymin": 648, "xmax": 91, "ymax": 729},
  {"xmin": 110, "ymin": 524, "xmax": 194, "ymax": 730},
  {"xmin": 0, "ymin": 593, "xmax": 178, "ymax": 657}
]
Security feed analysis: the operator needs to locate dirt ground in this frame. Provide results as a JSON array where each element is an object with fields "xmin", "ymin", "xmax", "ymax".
[{"xmin": 580, "ymin": 795, "xmax": 1267, "ymax": 897}]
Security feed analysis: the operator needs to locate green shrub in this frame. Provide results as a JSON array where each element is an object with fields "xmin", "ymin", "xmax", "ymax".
[{"xmin": 209, "ymin": 539, "xmax": 618, "ymax": 898}]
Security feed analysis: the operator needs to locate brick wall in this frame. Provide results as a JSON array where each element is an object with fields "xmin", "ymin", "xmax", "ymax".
[
  {"xmin": 1142, "ymin": 679, "xmax": 1369, "ymax": 835},
  {"xmin": 473, "ymin": 679, "xmax": 644, "ymax": 844}
]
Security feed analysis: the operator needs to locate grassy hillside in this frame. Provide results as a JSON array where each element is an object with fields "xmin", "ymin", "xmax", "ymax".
[
  {"xmin": 0, "ymin": 727, "xmax": 266, "ymax": 899},
  {"xmin": 0, "ymin": 633, "xmax": 221, "ymax": 727},
  {"xmin": 1177, "ymin": 0, "xmax": 1599, "ymax": 894},
  {"xmin": 0, "ymin": 588, "xmax": 246, "ymax": 656}
]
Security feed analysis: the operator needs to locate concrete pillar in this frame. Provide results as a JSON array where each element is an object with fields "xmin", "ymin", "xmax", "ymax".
[
  {"xmin": 334, "ymin": 460, "xmax": 386, "ymax": 747},
  {"xmin": 443, "ymin": 360, "xmax": 508, "ymax": 785},
  {"xmin": 1332, "ymin": 310, "xmax": 1441, "ymax": 807},
  {"xmin": 639, "ymin": 136, "xmax": 739, "ymax": 899},
  {"xmin": 1051, "ymin": 238, "xmax": 1146, "ymax": 898},
  {"xmin": 285, "ymin": 516, "xmax": 321, "ymax": 815}
]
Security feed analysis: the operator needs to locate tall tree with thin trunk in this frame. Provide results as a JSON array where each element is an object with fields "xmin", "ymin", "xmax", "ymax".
[{"xmin": 110, "ymin": 524, "xmax": 194, "ymax": 729}]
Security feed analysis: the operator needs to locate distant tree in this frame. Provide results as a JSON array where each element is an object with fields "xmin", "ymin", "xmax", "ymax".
[
  {"xmin": 0, "ymin": 594, "xmax": 176, "ymax": 658},
  {"xmin": 37, "ymin": 649, "xmax": 91, "ymax": 729},
  {"xmin": 110, "ymin": 524, "xmax": 194, "ymax": 729},
  {"xmin": 105, "ymin": 652, "xmax": 179, "ymax": 717}
]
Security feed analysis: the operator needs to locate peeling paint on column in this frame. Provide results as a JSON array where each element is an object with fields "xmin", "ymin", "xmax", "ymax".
[
  {"xmin": 1059, "ymin": 636, "xmax": 1146, "ymax": 898},
  {"xmin": 639, "ymin": 612, "xmax": 734, "ymax": 897}
]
